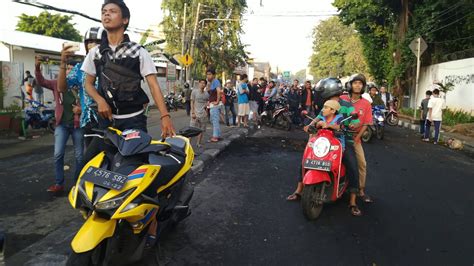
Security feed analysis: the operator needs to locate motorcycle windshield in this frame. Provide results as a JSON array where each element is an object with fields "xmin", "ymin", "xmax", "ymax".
[{"xmin": 106, "ymin": 129, "xmax": 168, "ymax": 156}]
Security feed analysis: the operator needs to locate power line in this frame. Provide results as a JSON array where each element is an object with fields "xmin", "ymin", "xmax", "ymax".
[
  {"xmin": 425, "ymin": 13, "xmax": 471, "ymax": 35},
  {"xmin": 429, "ymin": 34, "xmax": 474, "ymax": 44}
]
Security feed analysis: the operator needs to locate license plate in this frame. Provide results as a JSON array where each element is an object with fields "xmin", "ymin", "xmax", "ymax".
[
  {"xmin": 81, "ymin": 166, "xmax": 128, "ymax": 190},
  {"xmin": 303, "ymin": 159, "xmax": 332, "ymax": 171}
]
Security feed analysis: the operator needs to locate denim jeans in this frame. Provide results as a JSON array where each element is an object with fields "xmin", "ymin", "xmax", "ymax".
[
  {"xmin": 424, "ymin": 120, "xmax": 441, "ymax": 142},
  {"xmin": 225, "ymin": 104, "xmax": 237, "ymax": 126},
  {"xmin": 210, "ymin": 106, "xmax": 221, "ymax": 138},
  {"xmin": 54, "ymin": 123, "xmax": 84, "ymax": 185}
]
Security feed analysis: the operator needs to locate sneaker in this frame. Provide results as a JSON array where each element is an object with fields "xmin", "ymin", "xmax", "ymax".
[
  {"xmin": 47, "ymin": 184, "xmax": 64, "ymax": 192},
  {"xmin": 422, "ymin": 138, "xmax": 430, "ymax": 142},
  {"xmin": 433, "ymin": 141, "xmax": 438, "ymax": 145}
]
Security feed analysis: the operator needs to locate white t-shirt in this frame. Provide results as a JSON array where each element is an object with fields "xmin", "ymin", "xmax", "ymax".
[
  {"xmin": 427, "ymin": 96, "xmax": 445, "ymax": 121},
  {"xmin": 81, "ymin": 45, "xmax": 157, "ymax": 78},
  {"xmin": 362, "ymin": 92, "xmax": 373, "ymax": 103}
]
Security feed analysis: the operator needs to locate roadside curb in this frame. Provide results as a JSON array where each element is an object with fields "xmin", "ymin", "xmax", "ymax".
[
  {"xmin": 6, "ymin": 126, "xmax": 251, "ymax": 266},
  {"xmin": 397, "ymin": 118, "xmax": 474, "ymax": 155}
]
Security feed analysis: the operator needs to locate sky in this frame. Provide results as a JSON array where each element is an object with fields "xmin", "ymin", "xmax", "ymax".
[{"xmin": 0, "ymin": 0, "xmax": 337, "ymax": 73}]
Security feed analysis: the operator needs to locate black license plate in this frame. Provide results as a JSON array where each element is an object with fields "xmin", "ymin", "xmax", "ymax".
[
  {"xmin": 81, "ymin": 166, "xmax": 128, "ymax": 190},
  {"xmin": 303, "ymin": 159, "xmax": 332, "ymax": 171}
]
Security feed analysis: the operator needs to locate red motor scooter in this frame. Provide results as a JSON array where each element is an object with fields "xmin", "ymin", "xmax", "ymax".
[{"xmin": 300, "ymin": 113, "xmax": 357, "ymax": 220}]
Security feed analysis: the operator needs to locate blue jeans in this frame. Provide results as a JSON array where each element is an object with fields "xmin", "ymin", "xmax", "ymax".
[
  {"xmin": 424, "ymin": 120, "xmax": 441, "ymax": 142},
  {"xmin": 54, "ymin": 123, "xmax": 84, "ymax": 186},
  {"xmin": 225, "ymin": 104, "xmax": 237, "ymax": 126},
  {"xmin": 210, "ymin": 106, "xmax": 221, "ymax": 138}
]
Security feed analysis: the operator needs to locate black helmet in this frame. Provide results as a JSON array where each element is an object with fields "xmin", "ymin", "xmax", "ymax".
[
  {"xmin": 348, "ymin": 73, "xmax": 367, "ymax": 94},
  {"xmin": 184, "ymin": 82, "xmax": 190, "ymax": 89},
  {"xmin": 367, "ymin": 82, "xmax": 378, "ymax": 91},
  {"xmin": 84, "ymin": 27, "xmax": 104, "ymax": 42},
  {"xmin": 316, "ymin": 78, "xmax": 343, "ymax": 100}
]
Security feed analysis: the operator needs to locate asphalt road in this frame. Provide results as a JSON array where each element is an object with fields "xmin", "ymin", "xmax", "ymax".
[{"xmin": 156, "ymin": 125, "xmax": 474, "ymax": 265}]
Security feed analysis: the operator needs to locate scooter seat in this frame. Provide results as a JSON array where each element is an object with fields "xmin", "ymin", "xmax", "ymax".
[{"xmin": 144, "ymin": 153, "xmax": 185, "ymax": 196}]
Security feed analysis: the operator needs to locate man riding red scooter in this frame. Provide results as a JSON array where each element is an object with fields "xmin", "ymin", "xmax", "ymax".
[{"xmin": 287, "ymin": 78, "xmax": 362, "ymax": 218}]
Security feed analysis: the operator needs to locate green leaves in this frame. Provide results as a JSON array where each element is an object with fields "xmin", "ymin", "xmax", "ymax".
[
  {"xmin": 161, "ymin": 0, "xmax": 247, "ymax": 78},
  {"xmin": 308, "ymin": 17, "xmax": 369, "ymax": 79},
  {"xmin": 16, "ymin": 11, "xmax": 82, "ymax": 42}
]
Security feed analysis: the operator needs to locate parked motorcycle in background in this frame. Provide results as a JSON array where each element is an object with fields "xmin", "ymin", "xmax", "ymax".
[
  {"xmin": 362, "ymin": 105, "xmax": 385, "ymax": 142},
  {"xmin": 165, "ymin": 92, "xmax": 178, "ymax": 112},
  {"xmin": 260, "ymin": 97, "xmax": 292, "ymax": 131},
  {"xmin": 15, "ymin": 97, "xmax": 56, "ymax": 133}
]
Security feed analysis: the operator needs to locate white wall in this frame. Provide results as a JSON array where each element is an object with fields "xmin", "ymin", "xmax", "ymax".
[
  {"xmin": 415, "ymin": 57, "xmax": 474, "ymax": 113},
  {"xmin": 0, "ymin": 43, "xmax": 11, "ymax": 62}
]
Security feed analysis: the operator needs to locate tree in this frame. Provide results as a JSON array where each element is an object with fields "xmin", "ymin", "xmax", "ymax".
[
  {"xmin": 16, "ymin": 11, "xmax": 82, "ymax": 42},
  {"xmin": 291, "ymin": 69, "xmax": 307, "ymax": 82},
  {"xmin": 161, "ymin": 0, "xmax": 248, "ymax": 79},
  {"xmin": 308, "ymin": 16, "xmax": 369, "ymax": 80}
]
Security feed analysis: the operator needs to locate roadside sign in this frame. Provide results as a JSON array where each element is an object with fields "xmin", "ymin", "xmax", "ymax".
[
  {"xmin": 409, "ymin": 37, "xmax": 427, "ymax": 56},
  {"xmin": 283, "ymin": 71, "xmax": 290, "ymax": 78},
  {"xmin": 178, "ymin": 53, "xmax": 194, "ymax": 66},
  {"xmin": 166, "ymin": 62, "xmax": 176, "ymax": 81}
]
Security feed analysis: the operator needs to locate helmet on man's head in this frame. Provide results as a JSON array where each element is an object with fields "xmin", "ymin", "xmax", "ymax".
[
  {"xmin": 84, "ymin": 27, "xmax": 104, "ymax": 42},
  {"xmin": 347, "ymin": 73, "xmax": 367, "ymax": 94},
  {"xmin": 315, "ymin": 77, "xmax": 343, "ymax": 100},
  {"xmin": 367, "ymin": 82, "xmax": 378, "ymax": 91}
]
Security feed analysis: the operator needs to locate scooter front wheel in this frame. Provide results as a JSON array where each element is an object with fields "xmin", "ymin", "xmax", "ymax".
[
  {"xmin": 386, "ymin": 113, "xmax": 399, "ymax": 126},
  {"xmin": 301, "ymin": 183, "xmax": 324, "ymax": 220},
  {"xmin": 362, "ymin": 127, "xmax": 373, "ymax": 143}
]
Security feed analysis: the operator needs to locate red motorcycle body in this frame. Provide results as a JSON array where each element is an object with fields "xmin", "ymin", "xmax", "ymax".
[{"xmin": 302, "ymin": 129, "xmax": 347, "ymax": 202}]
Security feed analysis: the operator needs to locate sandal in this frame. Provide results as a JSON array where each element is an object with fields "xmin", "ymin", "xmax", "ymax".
[
  {"xmin": 359, "ymin": 194, "xmax": 374, "ymax": 203},
  {"xmin": 207, "ymin": 137, "xmax": 219, "ymax": 143},
  {"xmin": 286, "ymin": 193, "xmax": 301, "ymax": 201},
  {"xmin": 349, "ymin": 205, "xmax": 362, "ymax": 216}
]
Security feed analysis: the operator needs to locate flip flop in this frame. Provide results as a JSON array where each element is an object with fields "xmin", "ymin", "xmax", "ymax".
[
  {"xmin": 349, "ymin": 205, "xmax": 362, "ymax": 216},
  {"xmin": 286, "ymin": 193, "xmax": 301, "ymax": 201},
  {"xmin": 359, "ymin": 194, "xmax": 374, "ymax": 203}
]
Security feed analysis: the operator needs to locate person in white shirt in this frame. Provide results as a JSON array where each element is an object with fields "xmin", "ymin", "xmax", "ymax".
[{"xmin": 422, "ymin": 89, "xmax": 445, "ymax": 144}]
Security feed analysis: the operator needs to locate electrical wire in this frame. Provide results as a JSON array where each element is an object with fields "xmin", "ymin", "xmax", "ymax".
[{"xmin": 425, "ymin": 13, "xmax": 471, "ymax": 35}]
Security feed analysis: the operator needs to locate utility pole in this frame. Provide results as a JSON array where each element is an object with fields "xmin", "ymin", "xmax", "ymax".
[
  {"xmin": 180, "ymin": 3, "xmax": 187, "ymax": 84},
  {"xmin": 187, "ymin": 2, "xmax": 201, "ymax": 83},
  {"xmin": 413, "ymin": 37, "xmax": 421, "ymax": 120}
]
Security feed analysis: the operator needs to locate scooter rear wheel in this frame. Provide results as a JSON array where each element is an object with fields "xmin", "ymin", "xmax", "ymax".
[
  {"xmin": 376, "ymin": 126, "xmax": 384, "ymax": 140},
  {"xmin": 301, "ymin": 184, "xmax": 324, "ymax": 220}
]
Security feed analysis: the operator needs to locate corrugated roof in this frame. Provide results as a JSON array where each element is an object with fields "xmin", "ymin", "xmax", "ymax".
[{"xmin": 0, "ymin": 29, "xmax": 85, "ymax": 56}]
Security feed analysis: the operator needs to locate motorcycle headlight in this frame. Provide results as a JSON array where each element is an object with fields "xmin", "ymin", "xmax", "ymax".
[
  {"xmin": 313, "ymin": 137, "xmax": 331, "ymax": 158},
  {"xmin": 377, "ymin": 116, "xmax": 384, "ymax": 122},
  {"xmin": 95, "ymin": 189, "xmax": 134, "ymax": 210}
]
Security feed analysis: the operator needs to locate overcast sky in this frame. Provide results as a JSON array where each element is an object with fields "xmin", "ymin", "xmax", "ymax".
[{"xmin": 1, "ymin": 0, "xmax": 337, "ymax": 73}]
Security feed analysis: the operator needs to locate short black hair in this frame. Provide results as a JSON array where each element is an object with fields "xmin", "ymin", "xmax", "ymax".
[
  {"xmin": 25, "ymin": 70, "xmax": 30, "ymax": 75},
  {"xmin": 199, "ymin": 79, "xmax": 207, "ymax": 85},
  {"xmin": 206, "ymin": 68, "xmax": 216, "ymax": 75},
  {"xmin": 102, "ymin": 0, "xmax": 130, "ymax": 30},
  {"xmin": 426, "ymin": 90, "xmax": 432, "ymax": 96},
  {"xmin": 241, "ymin": 74, "xmax": 248, "ymax": 80},
  {"xmin": 259, "ymin": 77, "xmax": 265, "ymax": 81},
  {"xmin": 253, "ymin": 77, "xmax": 258, "ymax": 81},
  {"xmin": 433, "ymin": 89, "xmax": 440, "ymax": 95}
]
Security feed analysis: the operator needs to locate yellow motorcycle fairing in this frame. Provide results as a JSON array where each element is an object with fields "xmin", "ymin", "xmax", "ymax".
[{"xmin": 71, "ymin": 212, "xmax": 116, "ymax": 253}]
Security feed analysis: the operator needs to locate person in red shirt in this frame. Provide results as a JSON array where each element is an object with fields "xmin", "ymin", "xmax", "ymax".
[{"xmin": 340, "ymin": 73, "xmax": 374, "ymax": 203}]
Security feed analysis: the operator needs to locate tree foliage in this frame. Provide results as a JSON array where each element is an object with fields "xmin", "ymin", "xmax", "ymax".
[
  {"xmin": 161, "ymin": 0, "xmax": 248, "ymax": 79},
  {"xmin": 16, "ymin": 11, "xmax": 82, "ymax": 42},
  {"xmin": 308, "ymin": 16, "xmax": 369, "ymax": 80},
  {"xmin": 334, "ymin": 0, "xmax": 474, "ymax": 89}
]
